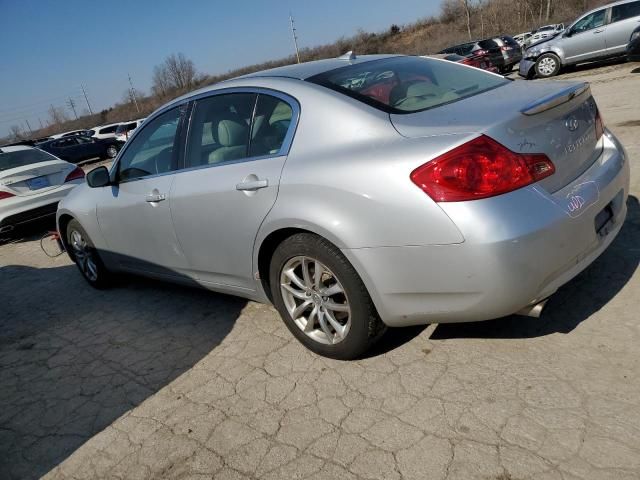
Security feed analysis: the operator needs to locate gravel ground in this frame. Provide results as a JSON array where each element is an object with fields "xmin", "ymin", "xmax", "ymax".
[{"xmin": 1, "ymin": 61, "xmax": 640, "ymax": 480}]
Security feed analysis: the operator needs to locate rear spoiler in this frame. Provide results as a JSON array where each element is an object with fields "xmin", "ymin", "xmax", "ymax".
[{"xmin": 520, "ymin": 82, "xmax": 590, "ymax": 116}]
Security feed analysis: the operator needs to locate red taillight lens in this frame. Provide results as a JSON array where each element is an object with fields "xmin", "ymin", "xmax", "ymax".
[
  {"xmin": 0, "ymin": 191, "xmax": 15, "ymax": 201},
  {"xmin": 595, "ymin": 107, "xmax": 604, "ymax": 141},
  {"xmin": 410, "ymin": 135, "xmax": 555, "ymax": 202},
  {"xmin": 65, "ymin": 166, "xmax": 85, "ymax": 183}
]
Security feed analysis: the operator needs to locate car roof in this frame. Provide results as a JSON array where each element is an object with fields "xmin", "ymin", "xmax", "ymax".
[
  {"xmin": 160, "ymin": 54, "xmax": 402, "ymax": 110},
  {"xmin": 236, "ymin": 54, "xmax": 400, "ymax": 81},
  {"xmin": 92, "ymin": 122, "xmax": 122, "ymax": 129},
  {"xmin": 0, "ymin": 145, "xmax": 34, "ymax": 153}
]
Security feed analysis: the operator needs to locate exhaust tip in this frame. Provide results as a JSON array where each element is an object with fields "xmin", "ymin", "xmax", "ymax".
[{"xmin": 516, "ymin": 299, "xmax": 548, "ymax": 318}]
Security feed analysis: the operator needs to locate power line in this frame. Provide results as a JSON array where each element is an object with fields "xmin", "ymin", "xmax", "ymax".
[{"xmin": 0, "ymin": 90, "xmax": 83, "ymax": 115}]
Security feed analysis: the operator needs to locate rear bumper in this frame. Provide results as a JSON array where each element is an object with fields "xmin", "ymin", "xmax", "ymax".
[
  {"xmin": 0, "ymin": 184, "xmax": 77, "ymax": 231},
  {"xmin": 343, "ymin": 131, "xmax": 629, "ymax": 327}
]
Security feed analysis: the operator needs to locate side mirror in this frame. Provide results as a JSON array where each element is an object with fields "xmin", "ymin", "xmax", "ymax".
[
  {"xmin": 563, "ymin": 30, "xmax": 572, "ymax": 38},
  {"xmin": 86, "ymin": 166, "xmax": 110, "ymax": 188}
]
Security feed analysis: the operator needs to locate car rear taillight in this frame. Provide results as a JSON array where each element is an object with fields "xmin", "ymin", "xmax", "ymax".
[
  {"xmin": 474, "ymin": 49, "xmax": 488, "ymax": 56},
  {"xmin": 501, "ymin": 46, "xmax": 513, "ymax": 51},
  {"xmin": 0, "ymin": 191, "xmax": 15, "ymax": 201},
  {"xmin": 65, "ymin": 166, "xmax": 85, "ymax": 183},
  {"xmin": 595, "ymin": 107, "xmax": 604, "ymax": 141},
  {"xmin": 410, "ymin": 135, "xmax": 555, "ymax": 202}
]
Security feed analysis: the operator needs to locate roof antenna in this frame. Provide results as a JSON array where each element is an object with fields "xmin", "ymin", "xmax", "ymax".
[{"xmin": 338, "ymin": 51, "xmax": 356, "ymax": 61}]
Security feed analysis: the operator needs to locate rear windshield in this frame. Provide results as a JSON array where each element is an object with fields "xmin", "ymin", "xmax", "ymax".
[
  {"xmin": 307, "ymin": 56, "xmax": 508, "ymax": 114},
  {"xmin": 0, "ymin": 149, "xmax": 56, "ymax": 172}
]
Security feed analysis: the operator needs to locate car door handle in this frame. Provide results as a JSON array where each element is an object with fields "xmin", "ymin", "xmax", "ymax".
[
  {"xmin": 594, "ymin": 29, "xmax": 604, "ymax": 33},
  {"xmin": 145, "ymin": 193, "xmax": 166, "ymax": 202},
  {"xmin": 236, "ymin": 179, "xmax": 268, "ymax": 191}
]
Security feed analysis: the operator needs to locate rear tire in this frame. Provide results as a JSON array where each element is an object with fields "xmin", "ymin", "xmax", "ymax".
[
  {"xmin": 269, "ymin": 233, "xmax": 385, "ymax": 360},
  {"xmin": 535, "ymin": 53, "xmax": 561, "ymax": 78},
  {"xmin": 66, "ymin": 219, "xmax": 113, "ymax": 289},
  {"xmin": 106, "ymin": 145, "xmax": 118, "ymax": 159}
]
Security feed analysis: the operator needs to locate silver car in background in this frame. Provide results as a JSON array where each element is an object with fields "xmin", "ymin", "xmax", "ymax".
[
  {"xmin": 57, "ymin": 54, "xmax": 629, "ymax": 359},
  {"xmin": 520, "ymin": 0, "xmax": 640, "ymax": 78}
]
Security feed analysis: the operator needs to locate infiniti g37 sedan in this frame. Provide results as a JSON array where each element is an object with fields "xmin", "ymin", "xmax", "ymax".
[{"xmin": 56, "ymin": 54, "xmax": 630, "ymax": 359}]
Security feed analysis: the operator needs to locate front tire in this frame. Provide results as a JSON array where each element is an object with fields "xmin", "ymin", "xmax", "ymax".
[
  {"xmin": 535, "ymin": 53, "xmax": 561, "ymax": 78},
  {"xmin": 269, "ymin": 233, "xmax": 385, "ymax": 360},
  {"xmin": 66, "ymin": 219, "xmax": 112, "ymax": 288}
]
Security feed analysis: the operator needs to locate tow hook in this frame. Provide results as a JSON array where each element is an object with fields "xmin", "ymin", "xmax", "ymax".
[{"xmin": 40, "ymin": 231, "xmax": 65, "ymax": 258}]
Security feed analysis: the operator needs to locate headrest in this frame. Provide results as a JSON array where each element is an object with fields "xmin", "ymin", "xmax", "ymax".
[
  {"xmin": 217, "ymin": 117, "xmax": 248, "ymax": 147},
  {"xmin": 405, "ymin": 82, "xmax": 437, "ymax": 98}
]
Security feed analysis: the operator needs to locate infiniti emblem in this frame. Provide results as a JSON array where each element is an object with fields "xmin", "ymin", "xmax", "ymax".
[{"xmin": 565, "ymin": 116, "xmax": 579, "ymax": 132}]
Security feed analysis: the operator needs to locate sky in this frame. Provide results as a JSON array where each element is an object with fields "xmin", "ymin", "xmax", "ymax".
[{"xmin": 0, "ymin": 0, "xmax": 441, "ymax": 137}]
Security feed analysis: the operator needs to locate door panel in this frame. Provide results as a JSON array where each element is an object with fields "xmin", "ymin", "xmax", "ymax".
[
  {"xmin": 95, "ymin": 105, "xmax": 189, "ymax": 277},
  {"xmin": 96, "ymin": 176, "xmax": 188, "ymax": 276},
  {"xmin": 563, "ymin": 9, "xmax": 608, "ymax": 62},
  {"xmin": 171, "ymin": 156, "xmax": 286, "ymax": 288},
  {"xmin": 169, "ymin": 91, "xmax": 296, "ymax": 290}
]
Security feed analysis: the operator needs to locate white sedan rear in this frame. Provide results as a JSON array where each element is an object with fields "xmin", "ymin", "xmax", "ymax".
[{"xmin": 0, "ymin": 145, "xmax": 85, "ymax": 235}]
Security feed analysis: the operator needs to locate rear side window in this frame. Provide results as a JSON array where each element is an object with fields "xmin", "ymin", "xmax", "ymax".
[
  {"xmin": 307, "ymin": 56, "xmax": 508, "ymax": 114},
  {"xmin": 611, "ymin": 1, "xmax": 640, "ymax": 22},
  {"xmin": 249, "ymin": 95, "xmax": 293, "ymax": 157},
  {"xmin": 0, "ymin": 149, "xmax": 56, "ymax": 172},
  {"xmin": 99, "ymin": 125, "xmax": 118, "ymax": 134}
]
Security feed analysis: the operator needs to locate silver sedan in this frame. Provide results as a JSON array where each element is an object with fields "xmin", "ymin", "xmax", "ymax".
[{"xmin": 57, "ymin": 54, "xmax": 630, "ymax": 359}]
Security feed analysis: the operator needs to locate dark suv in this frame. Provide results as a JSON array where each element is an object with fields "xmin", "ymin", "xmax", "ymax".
[{"xmin": 439, "ymin": 35, "xmax": 522, "ymax": 73}]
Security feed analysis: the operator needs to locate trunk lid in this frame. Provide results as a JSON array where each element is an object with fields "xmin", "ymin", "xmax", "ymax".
[
  {"xmin": 0, "ymin": 160, "xmax": 71, "ymax": 196},
  {"xmin": 390, "ymin": 80, "xmax": 602, "ymax": 193}
]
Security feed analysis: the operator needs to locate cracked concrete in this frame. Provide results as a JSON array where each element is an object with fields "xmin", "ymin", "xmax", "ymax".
[{"xmin": 1, "ymin": 61, "xmax": 640, "ymax": 480}]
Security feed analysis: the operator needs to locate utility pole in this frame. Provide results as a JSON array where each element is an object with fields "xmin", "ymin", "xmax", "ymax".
[
  {"xmin": 289, "ymin": 13, "xmax": 301, "ymax": 63},
  {"xmin": 128, "ymin": 73, "xmax": 141, "ymax": 113},
  {"xmin": 38, "ymin": 118, "xmax": 44, "ymax": 129},
  {"xmin": 25, "ymin": 119, "xmax": 34, "ymax": 135},
  {"xmin": 67, "ymin": 97, "xmax": 78, "ymax": 119},
  {"xmin": 81, "ymin": 84, "xmax": 94, "ymax": 115}
]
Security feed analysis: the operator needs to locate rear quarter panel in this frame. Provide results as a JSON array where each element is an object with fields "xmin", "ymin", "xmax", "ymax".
[{"xmin": 252, "ymin": 79, "xmax": 465, "ymax": 250}]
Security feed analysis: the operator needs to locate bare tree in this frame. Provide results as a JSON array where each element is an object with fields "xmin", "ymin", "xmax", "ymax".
[
  {"xmin": 8, "ymin": 125, "xmax": 24, "ymax": 141},
  {"xmin": 459, "ymin": 0, "xmax": 473, "ymax": 40},
  {"xmin": 152, "ymin": 53, "xmax": 197, "ymax": 95},
  {"xmin": 48, "ymin": 105, "xmax": 68, "ymax": 126}
]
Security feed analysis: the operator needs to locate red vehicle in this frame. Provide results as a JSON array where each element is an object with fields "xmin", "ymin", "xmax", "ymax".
[{"xmin": 430, "ymin": 53, "xmax": 499, "ymax": 74}]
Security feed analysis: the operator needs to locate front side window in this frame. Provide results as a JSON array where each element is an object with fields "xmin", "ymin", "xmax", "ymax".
[
  {"xmin": 307, "ymin": 56, "xmax": 508, "ymax": 114},
  {"xmin": 612, "ymin": 1, "xmax": 640, "ymax": 22},
  {"xmin": 571, "ymin": 10, "xmax": 606, "ymax": 33},
  {"xmin": 116, "ymin": 106, "xmax": 183, "ymax": 182},
  {"xmin": 75, "ymin": 136, "xmax": 91, "ymax": 144}
]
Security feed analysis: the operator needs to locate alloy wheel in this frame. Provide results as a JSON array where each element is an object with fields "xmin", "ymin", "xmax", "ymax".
[
  {"xmin": 280, "ymin": 256, "xmax": 351, "ymax": 345},
  {"xmin": 107, "ymin": 146, "xmax": 118, "ymax": 158},
  {"xmin": 538, "ymin": 57, "xmax": 557, "ymax": 76},
  {"xmin": 70, "ymin": 229, "xmax": 98, "ymax": 282}
]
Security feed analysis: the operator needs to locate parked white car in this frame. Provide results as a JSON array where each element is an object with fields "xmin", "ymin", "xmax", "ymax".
[
  {"xmin": 114, "ymin": 118, "xmax": 145, "ymax": 143},
  {"xmin": 526, "ymin": 24, "xmax": 565, "ymax": 46},
  {"xmin": 513, "ymin": 31, "xmax": 533, "ymax": 47},
  {"xmin": 90, "ymin": 123, "xmax": 121, "ymax": 140},
  {"xmin": 0, "ymin": 146, "xmax": 85, "ymax": 235}
]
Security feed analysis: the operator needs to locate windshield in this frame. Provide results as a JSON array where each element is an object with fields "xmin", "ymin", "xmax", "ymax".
[
  {"xmin": 0, "ymin": 148, "xmax": 56, "ymax": 172},
  {"xmin": 307, "ymin": 56, "xmax": 508, "ymax": 114}
]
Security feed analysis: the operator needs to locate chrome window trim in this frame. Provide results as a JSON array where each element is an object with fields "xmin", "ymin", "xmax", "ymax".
[{"xmin": 108, "ymin": 87, "xmax": 300, "ymax": 184}]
